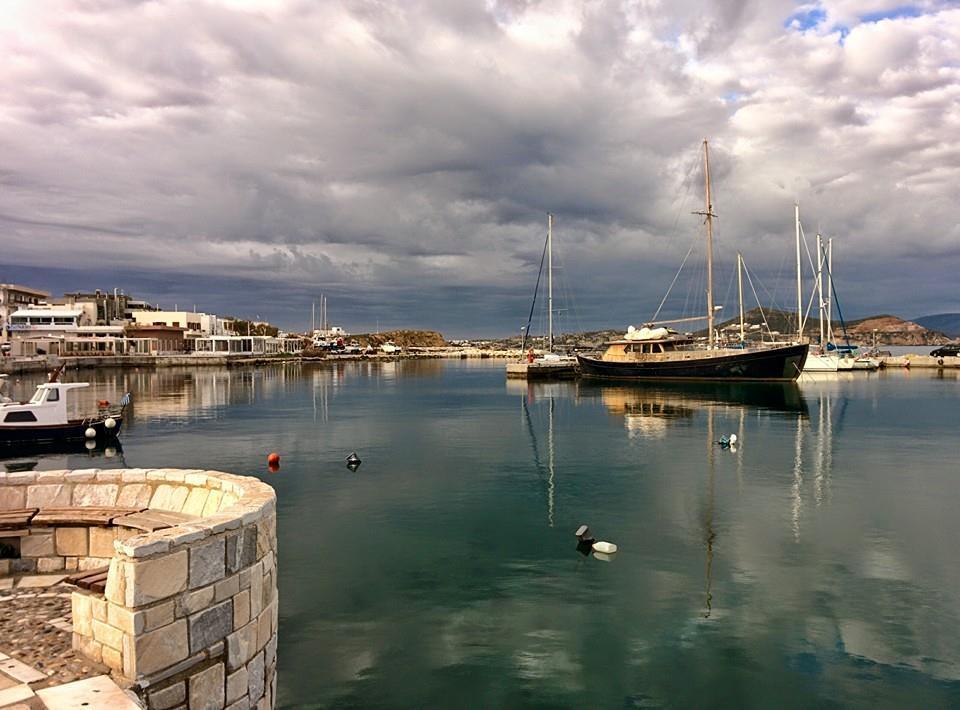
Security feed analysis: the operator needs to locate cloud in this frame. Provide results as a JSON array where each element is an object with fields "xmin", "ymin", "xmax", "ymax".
[{"xmin": 0, "ymin": 0, "xmax": 957, "ymax": 335}]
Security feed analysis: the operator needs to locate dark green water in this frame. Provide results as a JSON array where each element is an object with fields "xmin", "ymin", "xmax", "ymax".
[{"xmin": 4, "ymin": 361, "xmax": 960, "ymax": 708}]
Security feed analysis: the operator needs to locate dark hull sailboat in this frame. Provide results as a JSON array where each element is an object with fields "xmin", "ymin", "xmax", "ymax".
[{"xmin": 577, "ymin": 342, "xmax": 808, "ymax": 382}]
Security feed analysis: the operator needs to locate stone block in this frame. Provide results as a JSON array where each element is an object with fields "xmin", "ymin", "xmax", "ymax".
[
  {"xmin": 104, "ymin": 559, "xmax": 128, "ymax": 606},
  {"xmin": 132, "ymin": 619, "xmax": 189, "ymax": 677},
  {"xmin": 257, "ymin": 609, "xmax": 271, "ymax": 651},
  {"xmin": 79, "ymin": 557, "xmax": 110, "ymax": 571},
  {"xmin": 149, "ymin": 681, "xmax": 185, "ymax": 710},
  {"xmin": 189, "ymin": 600, "xmax": 233, "ymax": 654},
  {"xmin": 127, "ymin": 550, "xmax": 188, "ymax": 607},
  {"xmin": 182, "ymin": 488, "xmax": 210, "ymax": 517},
  {"xmin": 20, "ymin": 532, "xmax": 55, "ymax": 557},
  {"xmin": 233, "ymin": 590, "xmax": 250, "ymax": 630},
  {"xmin": 121, "ymin": 469, "xmax": 148, "ymax": 483},
  {"xmin": 26, "ymin": 483, "xmax": 72, "ymax": 507},
  {"xmin": 117, "ymin": 483, "xmax": 153, "ymax": 508},
  {"xmin": 64, "ymin": 557, "xmax": 78, "ymax": 571},
  {"xmin": 189, "ymin": 662, "xmax": 225, "ymax": 710},
  {"xmin": 180, "ymin": 585, "xmax": 215, "ymax": 616},
  {"xmin": 247, "ymin": 650, "xmax": 265, "ymax": 702},
  {"xmin": 37, "ymin": 557, "xmax": 65, "ymax": 573},
  {"xmin": 143, "ymin": 600, "xmax": 176, "ymax": 632},
  {"xmin": 150, "ymin": 484, "xmax": 190, "ymax": 512},
  {"xmin": 189, "ymin": 538, "xmax": 225, "ymax": 589},
  {"xmin": 226, "ymin": 666, "xmax": 248, "ymax": 704},
  {"xmin": 95, "ymin": 470, "xmax": 123, "ymax": 483},
  {"xmin": 226, "ymin": 622, "xmax": 257, "ymax": 671},
  {"xmin": 63, "ymin": 469, "xmax": 97, "ymax": 482},
  {"xmin": 249, "ymin": 564, "xmax": 263, "ymax": 617},
  {"xmin": 73, "ymin": 633, "xmax": 103, "ymax": 663},
  {"xmin": 89, "ymin": 527, "xmax": 117, "ymax": 558},
  {"xmin": 92, "ymin": 619, "xmax": 124, "ymax": 651},
  {"xmin": 215, "ymin": 575, "xmax": 239, "ymax": 603},
  {"xmin": 72, "ymin": 593, "xmax": 93, "ymax": 636},
  {"xmin": 102, "ymin": 644, "xmax": 122, "ymax": 671},
  {"xmin": 265, "ymin": 632, "xmax": 277, "ymax": 671},
  {"xmin": 72, "ymin": 483, "xmax": 118, "ymax": 506},
  {"xmin": 202, "ymin": 490, "xmax": 223, "ymax": 517},
  {"xmin": 91, "ymin": 597, "xmax": 107, "ymax": 622},
  {"xmin": 0, "ymin": 486, "xmax": 26, "ymax": 510},
  {"xmin": 55, "ymin": 527, "xmax": 88, "ymax": 557}
]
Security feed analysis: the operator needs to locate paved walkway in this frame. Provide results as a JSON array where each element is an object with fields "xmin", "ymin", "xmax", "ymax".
[{"xmin": 0, "ymin": 575, "xmax": 140, "ymax": 709}]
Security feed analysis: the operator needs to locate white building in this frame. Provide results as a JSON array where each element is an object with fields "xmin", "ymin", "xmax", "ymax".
[
  {"xmin": 132, "ymin": 311, "xmax": 226, "ymax": 336},
  {"xmin": 6, "ymin": 306, "xmax": 128, "ymax": 356},
  {"xmin": 0, "ymin": 283, "xmax": 50, "ymax": 342}
]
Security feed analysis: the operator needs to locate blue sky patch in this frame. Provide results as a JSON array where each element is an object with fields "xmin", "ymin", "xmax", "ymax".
[
  {"xmin": 859, "ymin": 5, "xmax": 923, "ymax": 23},
  {"xmin": 785, "ymin": 7, "xmax": 826, "ymax": 30}
]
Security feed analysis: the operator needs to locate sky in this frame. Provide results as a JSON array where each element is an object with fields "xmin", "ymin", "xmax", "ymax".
[{"xmin": 0, "ymin": 0, "xmax": 957, "ymax": 337}]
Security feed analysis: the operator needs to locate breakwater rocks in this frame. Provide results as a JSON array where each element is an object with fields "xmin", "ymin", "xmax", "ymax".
[{"xmin": 0, "ymin": 468, "xmax": 278, "ymax": 709}]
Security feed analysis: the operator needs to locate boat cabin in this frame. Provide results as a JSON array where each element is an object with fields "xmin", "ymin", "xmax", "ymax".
[
  {"xmin": 601, "ymin": 328, "xmax": 695, "ymax": 362},
  {"xmin": 0, "ymin": 382, "xmax": 90, "ymax": 427}
]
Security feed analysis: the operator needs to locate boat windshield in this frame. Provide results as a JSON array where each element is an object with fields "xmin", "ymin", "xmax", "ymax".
[{"xmin": 29, "ymin": 388, "xmax": 49, "ymax": 404}]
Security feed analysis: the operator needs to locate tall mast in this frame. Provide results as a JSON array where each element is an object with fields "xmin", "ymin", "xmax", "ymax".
[
  {"xmin": 703, "ymin": 140, "xmax": 715, "ymax": 349},
  {"xmin": 795, "ymin": 203, "xmax": 803, "ymax": 342},
  {"xmin": 547, "ymin": 212, "xmax": 553, "ymax": 354},
  {"xmin": 827, "ymin": 237, "xmax": 834, "ymax": 344},
  {"xmin": 817, "ymin": 233, "xmax": 825, "ymax": 349},
  {"xmin": 737, "ymin": 252, "xmax": 745, "ymax": 344},
  {"xmin": 312, "ymin": 301, "xmax": 315, "ymax": 333}
]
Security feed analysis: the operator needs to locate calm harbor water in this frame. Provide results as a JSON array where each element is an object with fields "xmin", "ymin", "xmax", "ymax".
[{"xmin": 3, "ymin": 361, "xmax": 959, "ymax": 708}]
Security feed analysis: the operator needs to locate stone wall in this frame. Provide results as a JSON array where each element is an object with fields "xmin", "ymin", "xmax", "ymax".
[{"xmin": 0, "ymin": 469, "xmax": 278, "ymax": 710}]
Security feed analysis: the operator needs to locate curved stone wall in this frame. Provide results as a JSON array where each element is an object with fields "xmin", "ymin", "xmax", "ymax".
[{"xmin": 0, "ymin": 469, "xmax": 278, "ymax": 709}]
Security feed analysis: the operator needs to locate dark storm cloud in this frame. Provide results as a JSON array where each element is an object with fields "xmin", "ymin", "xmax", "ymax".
[{"xmin": 0, "ymin": 0, "xmax": 957, "ymax": 336}]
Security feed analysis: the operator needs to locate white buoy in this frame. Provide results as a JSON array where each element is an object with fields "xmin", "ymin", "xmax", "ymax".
[
  {"xmin": 84, "ymin": 427, "xmax": 97, "ymax": 439},
  {"xmin": 104, "ymin": 417, "xmax": 117, "ymax": 430},
  {"xmin": 104, "ymin": 447, "xmax": 117, "ymax": 458},
  {"xmin": 592, "ymin": 541, "xmax": 618, "ymax": 554},
  {"xmin": 85, "ymin": 440, "xmax": 96, "ymax": 450}
]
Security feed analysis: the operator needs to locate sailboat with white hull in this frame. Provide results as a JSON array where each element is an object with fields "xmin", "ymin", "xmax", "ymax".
[{"xmin": 577, "ymin": 140, "xmax": 808, "ymax": 382}]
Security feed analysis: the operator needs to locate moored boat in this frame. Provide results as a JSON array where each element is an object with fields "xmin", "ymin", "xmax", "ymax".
[
  {"xmin": 0, "ymin": 373, "xmax": 128, "ymax": 447},
  {"xmin": 577, "ymin": 141, "xmax": 807, "ymax": 382}
]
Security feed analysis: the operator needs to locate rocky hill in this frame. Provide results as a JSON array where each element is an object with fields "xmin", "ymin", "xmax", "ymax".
[
  {"xmin": 353, "ymin": 330, "xmax": 447, "ymax": 348},
  {"xmin": 845, "ymin": 315, "xmax": 950, "ymax": 345}
]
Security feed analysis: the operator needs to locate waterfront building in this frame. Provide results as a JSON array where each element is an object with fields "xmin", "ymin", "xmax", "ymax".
[
  {"xmin": 132, "ymin": 310, "xmax": 227, "ymax": 337},
  {"xmin": 0, "ymin": 283, "xmax": 50, "ymax": 342}
]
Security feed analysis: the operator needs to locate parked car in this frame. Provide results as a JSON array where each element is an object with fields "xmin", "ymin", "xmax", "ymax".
[{"xmin": 930, "ymin": 345, "xmax": 960, "ymax": 357}]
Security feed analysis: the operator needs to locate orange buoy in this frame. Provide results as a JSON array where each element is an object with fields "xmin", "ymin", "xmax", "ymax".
[
  {"xmin": 98, "ymin": 399, "xmax": 110, "ymax": 408},
  {"xmin": 267, "ymin": 452, "xmax": 280, "ymax": 467},
  {"xmin": 268, "ymin": 462, "xmax": 280, "ymax": 474}
]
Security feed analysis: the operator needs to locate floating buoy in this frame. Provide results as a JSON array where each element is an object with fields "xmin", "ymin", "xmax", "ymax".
[
  {"xmin": 104, "ymin": 417, "xmax": 117, "ymax": 430},
  {"xmin": 592, "ymin": 541, "xmax": 618, "ymax": 554},
  {"xmin": 575, "ymin": 524, "xmax": 595, "ymax": 543},
  {"xmin": 267, "ymin": 461, "xmax": 280, "ymax": 474},
  {"xmin": 85, "ymin": 440, "xmax": 96, "ymax": 450},
  {"xmin": 84, "ymin": 427, "xmax": 97, "ymax": 439},
  {"xmin": 717, "ymin": 434, "xmax": 738, "ymax": 449},
  {"xmin": 267, "ymin": 452, "xmax": 280, "ymax": 466}
]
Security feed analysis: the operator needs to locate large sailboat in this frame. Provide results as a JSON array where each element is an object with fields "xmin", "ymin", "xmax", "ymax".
[{"xmin": 577, "ymin": 141, "xmax": 808, "ymax": 382}]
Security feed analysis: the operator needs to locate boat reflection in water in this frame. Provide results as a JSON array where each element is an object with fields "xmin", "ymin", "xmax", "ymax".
[
  {"xmin": 577, "ymin": 379, "xmax": 809, "ymax": 422},
  {"xmin": 1, "ymin": 439, "xmax": 125, "ymax": 473}
]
